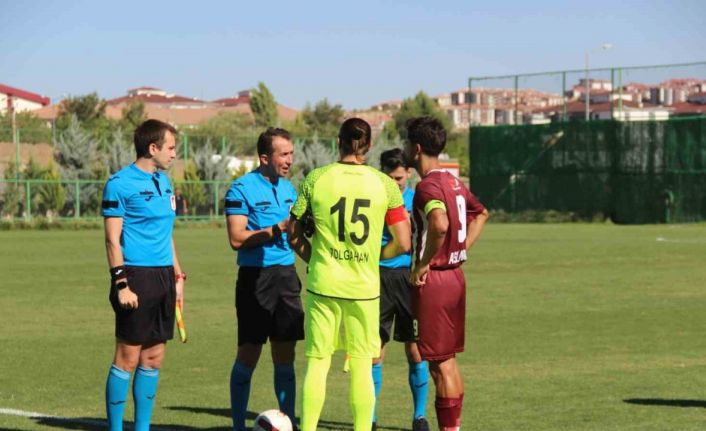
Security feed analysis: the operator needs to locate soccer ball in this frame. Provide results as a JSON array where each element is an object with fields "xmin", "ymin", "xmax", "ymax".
[{"xmin": 252, "ymin": 409, "xmax": 293, "ymax": 431}]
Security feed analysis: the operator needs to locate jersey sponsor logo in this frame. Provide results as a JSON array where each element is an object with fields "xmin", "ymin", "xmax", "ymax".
[
  {"xmin": 170, "ymin": 195, "xmax": 176, "ymax": 211},
  {"xmin": 329, "ymin": 247, "xmax": 370, "ymax": 263},
  {"xmin": 448, "ymin": 249, "xmax": 467, "ymax": 265}
]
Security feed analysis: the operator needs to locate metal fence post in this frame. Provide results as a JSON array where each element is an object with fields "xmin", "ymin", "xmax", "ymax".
[
  {"xmin": 75, "ymin": 180, "xmax": 81, "ymax": 219},
  {"xmin": 214, "ymin": 182, "xmax": 220, "ymax": 216},
  {"xmin": 15, "ymin": 129, "xmax": 21, "ymax": 180},
  {"xmin": 514, "ymin": 75, "xmax": 519, "ymax": 125},
  {"xmin": 25, "ymin": 180, "xmax": 31, "ymax": 220},
  {"xmin": 562, "ymin": 72, "xmax": 567, "ymax": 121}
]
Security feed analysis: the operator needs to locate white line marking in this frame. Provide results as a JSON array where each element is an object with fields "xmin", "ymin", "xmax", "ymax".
[
  {"xmin": 656, "ymin": 237, "xmax": 706, "ymax": 244},
  {"xmin": 0, "ymin": 407, "xmax": 165, "ymax": 429}
]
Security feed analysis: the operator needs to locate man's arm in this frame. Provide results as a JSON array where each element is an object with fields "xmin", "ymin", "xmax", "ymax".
[
  {"xmin": 287, "ymin": 216, "xmax": 311, "ymax": 263},
  {"xmin": 104, "ymin": 217, "xmax": 138, "ymax": 309},
  {"xmin": 411, "ymin": 208, "xmax": 448, "ymax": 287},
  {"xmin": 171, "ymin": 237, "xmax": 185, "ymax": 311},
  {"xmin": 226, "ymin": 214, "xmax": 288, "ymax": 250},
  {"xmin": 466, "ymin": 208, "xmax": 489, "ymax": 250},
  {"xmin": 380, "ymin": 217, "xmax": 411, "ymax": 260}
]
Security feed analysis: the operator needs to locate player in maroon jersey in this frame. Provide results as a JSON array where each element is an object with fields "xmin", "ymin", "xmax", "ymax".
[{"xmin": 403, "ymin": 116, "xmax": 489, "ymax": 431}]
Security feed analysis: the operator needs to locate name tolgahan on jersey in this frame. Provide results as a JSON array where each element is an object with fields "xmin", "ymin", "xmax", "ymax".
[{"xmin": 329, "ymin": 247, "xmax": 370, "ymax": 263}]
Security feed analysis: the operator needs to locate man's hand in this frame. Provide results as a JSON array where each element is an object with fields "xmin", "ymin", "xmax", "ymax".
[
  {"xmin": 276, "ymin": 218, "xmax": 290, "ymax": 236},
  {"xmin": 176, "ymin": 278, "xmax": 185, "ymax": 312},
  {"xmin": 411, "ymin": 263, "xmax": 430, "ymax": 287},
  {"xmin": 117, "ymin": 282, "xmax": 139, "ymax": 309}
]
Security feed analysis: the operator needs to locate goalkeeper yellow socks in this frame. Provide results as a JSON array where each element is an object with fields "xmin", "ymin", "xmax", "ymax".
[
  {"xmin": 349, "ymin": 356, "xmax": 374, "ymax": 431},
  {"xmin": 301, "ymin": 356, "xmax": 331, "ymax": 431}
]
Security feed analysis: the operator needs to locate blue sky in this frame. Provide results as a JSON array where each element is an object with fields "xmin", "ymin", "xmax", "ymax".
[{"xmin": 1, "ymin": 0, "xmax": 705, "ymax": 110}]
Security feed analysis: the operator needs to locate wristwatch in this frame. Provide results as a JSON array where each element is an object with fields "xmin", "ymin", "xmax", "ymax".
[
  {"xmin": 272, "ymin": 224, "xmax": 282, "ymax": 237},
  {"xmin": 115, "ymin": 281, "xmax": 128, "ymax": 290}
]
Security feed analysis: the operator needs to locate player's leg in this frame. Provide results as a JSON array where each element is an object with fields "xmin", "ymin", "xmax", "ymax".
[
  {"xmin": 107, "ymin": 341, "xmax": 141, "ymax": 431},
  {"xmin": 132, "ymin": 267, "xmax": 175, "ymax": 431},
  {"xmin": 371, "ymin": 347, "xmax": 385, "ymax": 429},
  {"xmin": 373, "ymin": 269, "xmax": 395, "ymax": 428},
  {"xmin": 419, "ymin": 268, "xmax": 466, "ymax": 431},
  {"xmin": 394, "ymin": 268, "xmax": 429, "ymax": 429},
  {"xmin": 271, "ymin": 341, "xmax": 297, "ymax": 425},
  {"xmin": 405, "ymin": 342, "xmax": 430, "ymax": 430},
  {"xmin": 232, "ymin": 267, "xmax": 269, "ymax": 431},
  {"xmin": 301, "ymin": 294, "xmax": 341, "ymax": 431},
  {"xmin": 271, "ymin": 266, "xmax": 305, "ymax": 426},
  {"xmin": 133, "ymin": 341, "xmax": 166, "ymax": 431},
  {"xmin": 429, "ymin": 358, "xmax": 463, "ymax": 431},
  {"xmin": 344, "ymin": 299, "xmax": 380, "ymax": 431}
]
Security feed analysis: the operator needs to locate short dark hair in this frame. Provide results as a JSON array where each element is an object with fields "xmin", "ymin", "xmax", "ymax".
[
  {"xmin": 339, "ymin": 118, "xmax": 371, "ymax": 156},
  {"xmin": 406, "ymin": 116, "xmax": 447, "ymax": 156},
  {"xmin": 257, "ymin": 127, "xmax": 292, "ymax": 156},
  {"xmin": 380, "ymin": 148, "xmax": 407, "ymax": 173},
  {"xmin": 134, "ymin": 119, "xmax": 178, "ymax": 158}
]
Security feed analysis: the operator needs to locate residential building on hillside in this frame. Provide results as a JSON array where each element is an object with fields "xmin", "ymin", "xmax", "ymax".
[{"xmin": 0, "ymin": 83, "xmax": 51, "ymax": 115}]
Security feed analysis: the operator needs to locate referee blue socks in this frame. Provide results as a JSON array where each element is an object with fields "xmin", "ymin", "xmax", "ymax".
[
  {"xmin": 274, "ymin": 363, "xmax": 297, "ymax": 425},
  {"xmin": 409, "ymin": 361, "xmax": 429, "ymax": 420},
  {"xmin": 106, "ymin": 364, "xmax": 130, "ymax": 431},
  {"xmin": 371, "ymin": 362, "xmax": 383, "ymax": 422},
  {"xmin": 230, "ymin": 361, "xmax": 254, "ymax": 431},
  {"xmin": 133, "ymin": 366, "xmax": 160, "ymax": 431}
]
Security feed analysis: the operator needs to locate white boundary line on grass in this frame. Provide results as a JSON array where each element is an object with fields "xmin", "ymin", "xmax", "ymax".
[
  {"xmin": 656, "ymin": 237, "xmax": 706, "ymax": 244},
  {"xmin": 0, "ymin": 407, "xmax": 171, "ymax": 430}
]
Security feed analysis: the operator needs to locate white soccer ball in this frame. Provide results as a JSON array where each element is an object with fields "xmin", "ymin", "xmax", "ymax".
[{"xmin": 252, "ymin": 409, "xmax": 293, "ymax": 431}]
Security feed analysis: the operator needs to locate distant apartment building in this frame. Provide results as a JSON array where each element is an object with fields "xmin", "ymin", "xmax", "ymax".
[{"xmin": 0, "ymin": 83, "xmax": 51, "ymax": 115}]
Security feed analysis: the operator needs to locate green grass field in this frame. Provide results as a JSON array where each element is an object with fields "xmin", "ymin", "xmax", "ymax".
[{"xmin": 2, "ymin": 223, "xmax": 706, "ymax": 430}]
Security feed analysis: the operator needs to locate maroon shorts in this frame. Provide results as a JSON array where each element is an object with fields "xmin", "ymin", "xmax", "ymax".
[{"xmin": 412, "ymin": 267, "xmax": 466, "ymax": 361}]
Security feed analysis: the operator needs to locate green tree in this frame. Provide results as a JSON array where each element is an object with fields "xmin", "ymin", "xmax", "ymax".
[
  {"xmin": 445, "ymin": 131, "xmax": 470, "ymax": 177},
  {"xmin": 393, "ymin": 91, "xmax": 452, "ymax": 138},
  {"xmin": 2, "ymin": 161, "xmax": 23, "ymax": 217},
  {"xmin": 0, "ymin": 111, "xmax": 51, "ymax": 143},
  {"xmin": 190, "ymin": 111, "xmax": 254, "ymax": 155},
  {"xmin": 105, "ymin": 127, "xmax": 135, "ymax": 174},
  {"xmin": 180, "ymin": 161, "xmax": 208, "ymax": 215},
  {"xmin": 249, "ymin": 82, "xmax": 279, "ymax": 128},
  {"xmin": 56, "ymin": 93, "xmax": 115, "ymax": 144},
  {"xmin": 120, "ymin": 100, "xmax": 146, "ymax": 129},
  {"xmin": 282, "ymin": 114, "xmax": 312, "ymax": 140},
  {"xmin": 53, "ymin": 115, "xmax": 106, "ymax": 216},
  {"xmin": 301, "ymin": 99, "xmax": 344, "ymax": 138},
  {"xmin": 24, "ymin": 158, "xmax": 66, "ymax": 216}
]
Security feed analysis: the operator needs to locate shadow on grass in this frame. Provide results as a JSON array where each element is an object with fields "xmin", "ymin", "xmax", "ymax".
[
  {"xmin": 32, "ymin": 416, "xmax": 230, "ymax": 430},
  {"xmin": 624, "ymin": 398, "xmax": 706, "ymax": 408},
  {"xmin": 165, "ymin": 406, "xmax": 407, "ymax": 431},
  {"xmin": 29, "ymin": 408, "xmax": 407, "ymax": 431}
]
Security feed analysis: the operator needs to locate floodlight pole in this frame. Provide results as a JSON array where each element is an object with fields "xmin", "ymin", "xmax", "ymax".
[{"xmin": 585, "ymin": 43, "xmax": 613, "ymax": 121}]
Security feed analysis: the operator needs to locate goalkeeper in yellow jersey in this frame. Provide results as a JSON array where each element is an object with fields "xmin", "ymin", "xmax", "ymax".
[{"xmin": 288, "ymin": 118, "xmax": 411, "ymax": 431}]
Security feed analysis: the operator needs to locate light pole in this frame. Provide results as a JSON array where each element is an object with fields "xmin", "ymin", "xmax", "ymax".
[{"xmin": 585, "ymin": 43, "xmax": 613, "ymax": 121}]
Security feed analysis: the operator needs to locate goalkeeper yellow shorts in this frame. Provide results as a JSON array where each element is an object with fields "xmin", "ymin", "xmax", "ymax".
[{"xmin": 304, "ymin": 292, "xmax": 380, "ymax": 359}]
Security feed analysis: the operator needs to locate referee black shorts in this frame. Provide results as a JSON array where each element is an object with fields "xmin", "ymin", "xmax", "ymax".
[
  {"xmin": 235, "ymin": 265, "xmax": 304, "ymax": 345},
  {"xmin": 109, "ymin": 266, "xmax": 176, "ymax": 345},
  {"xmin": 380, "ymin": 267, "xmax": 417, "ymax": 344}
]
